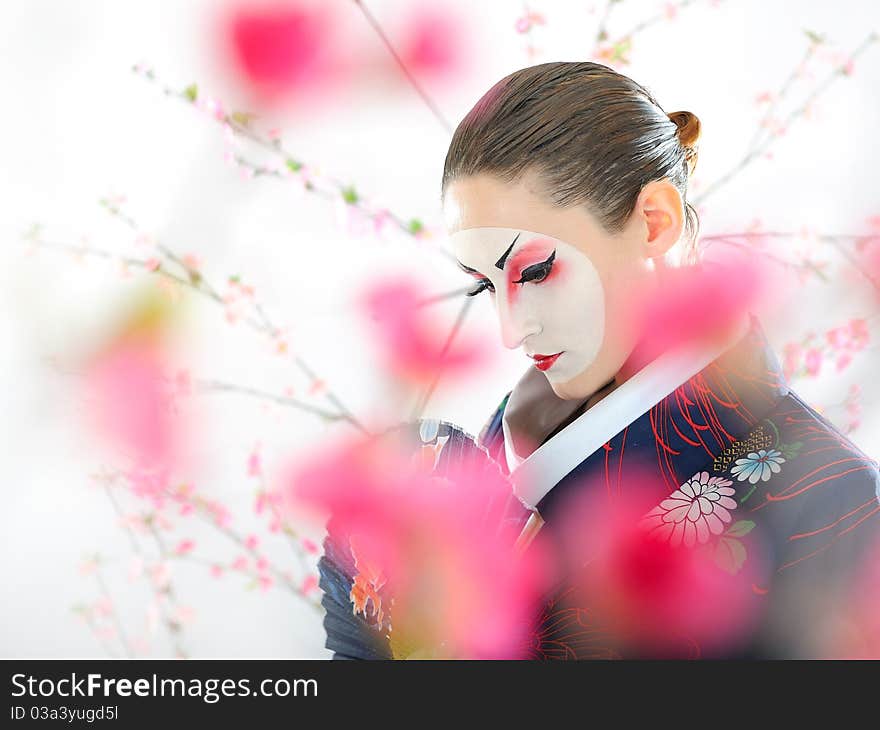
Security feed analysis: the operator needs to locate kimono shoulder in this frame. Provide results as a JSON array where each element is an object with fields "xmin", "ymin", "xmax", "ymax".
[{"xmin": 476, "ymin": 391, "xmax": 512, "ymax": 473}]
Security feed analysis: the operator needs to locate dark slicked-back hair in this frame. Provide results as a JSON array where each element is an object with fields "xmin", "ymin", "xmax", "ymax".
[{"xmin": 442, "ymin": 61, "xmax": 702, "ymax": 264}]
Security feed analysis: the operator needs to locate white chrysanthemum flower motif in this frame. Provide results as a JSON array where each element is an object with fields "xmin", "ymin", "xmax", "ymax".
[
  {"xmin": 641, "ymin": 471, "xmax": 737, "ymax": 548},
  {"xmin": 730, "ymin": 449, "xmax": 785, "ymax": 484}
]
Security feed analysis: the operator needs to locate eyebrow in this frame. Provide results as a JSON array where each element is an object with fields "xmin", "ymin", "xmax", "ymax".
[
  {"xmin": 455, "ymin": 231, "xmax": 523, "ymax": 275},
  {"xmin": 494, "ymin": 232, "xmax": 521, "ymax": 270}
]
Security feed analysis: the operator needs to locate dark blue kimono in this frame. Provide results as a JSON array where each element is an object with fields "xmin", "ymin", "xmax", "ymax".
[
  {"xmin": 318, "ymin": 315, "xmax": 880, "ymax": 659},
  {"xmin": 477, "ymin": 314, "xmax": 880, "ymax": 658}
]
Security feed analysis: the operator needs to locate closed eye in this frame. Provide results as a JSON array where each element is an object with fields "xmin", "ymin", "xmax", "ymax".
[
  {"xmin": 512, "ymin": 250, "xmax": 556, "ymax": 285},
  {"xmin": 466, "ymin": 277, "xmax": 495, "ymax": 297}
]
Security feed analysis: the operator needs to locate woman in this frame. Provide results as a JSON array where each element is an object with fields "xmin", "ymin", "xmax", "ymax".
[
  {"xmin": 319, "ymin": 61, "xmax": 880, "ymax": 659},
  {"xmin": 441, "ymin": 61, "xmax": 880, "ymax": 658}
]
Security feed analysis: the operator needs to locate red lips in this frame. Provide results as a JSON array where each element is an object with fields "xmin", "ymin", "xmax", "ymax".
[{"xmin": 530, "ymin": 352, "xmax": 562, "ymax": 371}]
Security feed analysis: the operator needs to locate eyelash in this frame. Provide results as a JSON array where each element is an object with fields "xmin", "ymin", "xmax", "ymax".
[{"xmin": 466, "ymin": 250, "xmax": 556, "ymax": 297}]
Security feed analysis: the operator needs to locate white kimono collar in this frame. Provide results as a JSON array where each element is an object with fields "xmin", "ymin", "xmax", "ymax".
[{"xmin": 503, "ymin": 317, "xmax": 752, "ymax": 510}]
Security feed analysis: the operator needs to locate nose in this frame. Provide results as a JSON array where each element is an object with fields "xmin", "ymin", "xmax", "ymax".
[{"xmin": 496, "ymin": 293, "xmax": 541, "ymax": 350}]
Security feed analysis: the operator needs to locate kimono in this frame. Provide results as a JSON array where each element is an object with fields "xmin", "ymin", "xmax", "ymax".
[
  {"xmin": 318, "ymin": 313, "xmax": 880, "ymax": 659},
  {"xmin": 477, "ymin": 313, "xmax": 880, "ymax": 658}
]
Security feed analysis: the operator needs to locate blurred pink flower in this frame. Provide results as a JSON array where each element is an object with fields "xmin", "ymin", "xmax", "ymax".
[
  {"xmin": 247, "ymin": 445, "xmax": 262, "ymax": 477},
  {"xmin": 149, "ymin": 562, "xmax": 171, "ymax": 591},
  {"xmin": 300, "ymin": 574, "xmax": 318, "ymax": 594},
  {"xmin": 231, "ymin": 556, "xmax": 248, "ymax": 571},
  {"xmin": 622, "ymin": 255, "xmax": 768, "ymax": 373},
  {"xmin": 358, "ymin": 276, "xmax": 490, "ymax": 386},
  {"xmin": 221, "ymin": 1, "xmax": 345, "ymax": 107},
  {"xmin": 84, "ymin": 333, "xmax": 183, "ymax": 474},
  {"xmin": 783, "ymin": 342, "xmax": 802, "ymax": 379},
  {"xmin": 399, "ymin": 5, "xmax": 467, "ymax": 81},
  {"xmin": 282, "ymin": 434, "xmax": 551, "ymax": 659},
  {"xmin": 301, "ymin": 537, "xmax": 318, "ymax": 554},
  {"xmin": 805, "ymin": 348, "xmax": 823, "ymax": 376},
  {"xmin": 245, "ymin": 534, "xmax": 260, "ymax": 550},
  {"xmin": 553, "ymin": 472, "xmax": 763, "ymax": 656},
  {"xmin": 175, "ymin": 539, "xmax": 195, "ymax": 555},
  {"xmin": 210, "ymin": 564, "xmax": 224, "ymax": 578}
]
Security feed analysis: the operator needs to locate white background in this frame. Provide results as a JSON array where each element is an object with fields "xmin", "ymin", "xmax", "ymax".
[{"xmin": 1, "ymin": 0, "xmax": 879, "ymax": 657}]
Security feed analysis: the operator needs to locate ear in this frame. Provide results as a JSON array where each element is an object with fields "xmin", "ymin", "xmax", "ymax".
[{"xmin": 634, "ymin": 179, "xmax": 684, "ymax": 259}]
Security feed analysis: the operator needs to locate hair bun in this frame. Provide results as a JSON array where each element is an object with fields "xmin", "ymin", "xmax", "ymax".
[{"xmin": 668, "ymin": 110, "xmax": 700, "ymax": 175}]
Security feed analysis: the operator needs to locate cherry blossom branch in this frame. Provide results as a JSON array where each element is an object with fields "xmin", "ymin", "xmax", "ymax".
[
  {"xmin": 23, "ymin": 227, "xmax": 268, "ymax": 332},
  {"xmin": 98, "ymin": 469, "xmax": 191, "ymax": 656},
  {"xmin": 613, "ymin": 0, "xmax": 709, "ymax": 46},
  {"xmin": 143, "ymin": 516, "xmax": 190, "ymax": 658},
  {"xmin": 515, "ymin": 3, "xmax": 546, "ymax": 61},
  {"xmin": 350, "ymin": 0, "xmax": 452, "ymax": 133},
  {"xmin": 592, "ymin": 0, "xmax": 718, "ymax": 64},
  {"xmin": 593, "ymin": 0, "xmax": 618, "ymax": 45},
  {"xmin": 133, "ymin": 64, "xmax": 451, "ymax": 261},
  {"xmin": 700, "ymin": 230, "xmax": 880, "ymax": 292},
  {"xmin": 92, "ymin": 561, "xmax": 134, "ymax": 658},
  {"xmin": 71, "ymin": 603, "xmax": 120, "ymax": 658},
  {"xmin": 699, "ymin": 234, "xmax": 831, "ymax": 282},
  {"xmin": 193, "ymin": 379, "xmax": 346, "ymax": 423},
  {"xmin": 693, "ymin": 32, "xmax": 878, "ymax": 206},
  {"xmin": 98, "ymin": 199, "xmax": 370, "ymax": 434},
  {"xmin": 410, "ymin": 294, "xmax": 475, "ymax": 420},
  {"xmin": 157, "ymin": 483, "xmax": 322, "ymax": 611},
  {"xmin": 745, "ymin": 30, "xmax": 823, "ymax": 155}
]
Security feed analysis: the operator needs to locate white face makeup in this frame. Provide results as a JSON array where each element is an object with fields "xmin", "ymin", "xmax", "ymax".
[{"xmin": 449, "ymin": 226, "xmax": 606, "ymax": 387}]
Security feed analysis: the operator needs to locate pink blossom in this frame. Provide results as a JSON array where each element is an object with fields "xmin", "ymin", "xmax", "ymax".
[
  {"xmin": 84, "ymin": 333, "xmax": 183, "ymax": 473},
  {"xmin": 282, "ymin": 434, "xmax": 551, "ymax": 658},
  {"xmin": 849, "ymin": 318, "xmax": 869, "ymax": 348},
  {"xmin": 399, "ymin": 6, "xmax": 466, "ymax": 81},
  {"xmin": 300, "ymin": 574, "xmax": 318, "ymax": 595},
  {"xmin": 210, "ymin": 564, "xmax": 224, "ymax": 578},
  {"xmin": 179, "ymin": 502, "xmax": 194, "ymax": 517},
  {"xmin": 372, "ymin": 208, "xmax": 393, "ymax": 235},
  {"xmin": 782, "ymin": 342, "xmax": 802, "ymax": 379},
  {"xmin": 301, "ymin": 537, "xmax": 318, "ymax": 554},
  {"xmin": 144, "ymin": 258, "xmax": 160, "ymax": 272},
  {"xmin": 621, "ymin": 255, "xmax": 768, "ymax": 374},
  {"xmin": 231, "ymin": 556, "xmax": 248, "ymax": 572},
  {"xmin": 552, "ymin": 469, "xmax": 763, "ymax": 655},
  {"xmin": 247, "ymin": 445, "xmax": 262, "ymax": 477},
  {"xmin": 244, "ymin": 534, "xmax": 260, "ymax": 551},
  {"xmin": 175, "ymin": 539, "xmax": 195, "ymax": 555},
  {"xmin": 208, "ymin": 501, "xmax": 232, "ymax": 528},
  {"xmin": 222, "ymin": 1, "xmax": 347, "ymax": 108},
  {"xmin": 149, "ymin": 562, "xmax": 171, "ymax": 590},
  {"xmin": 836, "ymin": 353, "xmax": 853, "ymax": 372},
  {"xmin": 805, "ymin": 348, "xmax": 823, "ymax": 376},
  {"xmin": 826, "ymin": 326, "xmax": 850, "ymax": 349},
  {"xmin": 358, "ymin": 276, "xmax": 491, "ymax": 385}
]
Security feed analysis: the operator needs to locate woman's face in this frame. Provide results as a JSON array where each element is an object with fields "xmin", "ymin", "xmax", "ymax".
[{"xmin": 444, "ymin": 171, "xmax": 677, "ymax": 400}]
